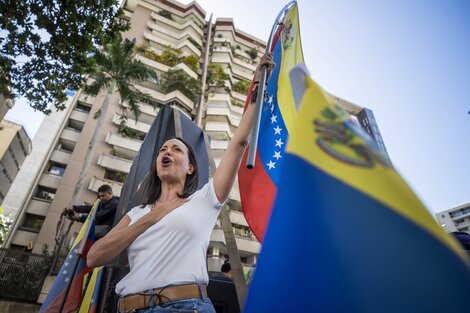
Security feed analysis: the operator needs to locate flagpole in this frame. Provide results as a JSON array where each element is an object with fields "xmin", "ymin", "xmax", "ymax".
[
  {"xmin": 246, "ymin": 0, "xmax": 297, "ymax": 169},
  {"xmin": 58, "ymin": 201, "xmax": 98, "ymax": 313}
]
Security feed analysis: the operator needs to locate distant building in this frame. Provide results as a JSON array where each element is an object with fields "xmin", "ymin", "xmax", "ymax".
[
  {"xmin": 0, "ymin": 119, "xmax": 32, "ymax": 204},
  {"xmin": 435, "ymin": 202, "xmax": 470, "ymax": 233},
  {"xmin": 0, "ymin": 87, "xmax": 15, "ymax": 122}
]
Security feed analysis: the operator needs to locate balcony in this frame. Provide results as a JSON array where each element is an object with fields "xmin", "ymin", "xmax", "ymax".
[
  {"xmin": 150, "ymin": 12, "xmax": 204, "ymax": 36},
  {"xmin": 133, "ymin": 84, "xmax": 195, "ymax": 111},
  {"xmin": 144, "ymin": 32, "xmax": 201, "ymax": 58},
  {"xmin": 210, "ymin": 139, "xmax": 228, "ymax": 150},
  {"xmin": 106, "ymin": 131, "xmax": 142, "ymax": 152},
  {"xmin": 89, "ymin": 176, "xmax": 123, "ymax": 197},
  {"xmin": 77, "ymin": 92, "xmax": 96, "ymax": 106},
  {"xmin": 49, "ymin": 149, "xmax": 72, "ymax": 165},
  {"xmin": 204, "ymin": 121, "xmax": 234, "ymax": 138},
  {"xmin": 209, "ymin": 228, "xmax": 260, "ymax": 255},
  {"xmin": 60, "ymin": 127, "xmax": 81, "ymax": 143},
  {"xmin": 136, "ymin": 54, "xmax": 198, "ymax": 80},
  {"xmin": 229, "ymin": 210, "xmax": 248, "ymax": 227},
  {"xmin": 210, "ymin": 228, "xmax": 225, "ymax": 243},
  {"xmin": 26, "ymin": 199, "xmax": 51, "ymax": 217},
  {"xmin": 98, "ymin": 154, "xmax": 132, "ymax": 173},
  {"xmin": 235, "ymin": 237, "xmax": 261, "ymax": 254},
  {"xmin": 112, "ymin": 114, "xmax": 151, "ymax": 134},
  {"xmin": 11, "ymin": 229, "xmax": 38, "ymax": 246},
  {"xmin": 38, "ymin": 173, "xmax": 62, "ymax": 190},
  {"xmin": 69, "ymin": 109, "xmax": 88, "ymax": 124}
]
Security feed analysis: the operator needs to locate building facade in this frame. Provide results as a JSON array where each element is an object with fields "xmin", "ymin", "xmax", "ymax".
[
  {"xmin": 0, "ymin": 119, "xmax": 32, "ymax": 204},
  {"xmin": 435, "ymin": 202, "xmax": 470, "ymax": 233},
  {"xmin": 3, "ymin": 0, "xmax": 387, "ymax": 280}
]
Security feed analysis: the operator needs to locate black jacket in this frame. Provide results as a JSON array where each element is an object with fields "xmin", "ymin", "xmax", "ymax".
[{"xmin": 73, "ymin": 196, "xmax": 119, "ymax": 230}]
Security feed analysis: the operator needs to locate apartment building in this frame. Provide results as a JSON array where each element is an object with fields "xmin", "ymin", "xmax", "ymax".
[
  {"xmin": 0, "ymin": 120, "xmax": 31, "ymax": 204},
  {"xmin": 436, "ymin": 202, "xmax": 470, "ymax": 233},
  {"xmin": 3, "ymin": 0, "xmax": 265, "ymax": 274}
]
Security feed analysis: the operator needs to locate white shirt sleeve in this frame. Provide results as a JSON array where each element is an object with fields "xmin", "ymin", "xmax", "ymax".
[{"xmin": 198, "ymin": 179, "xmax": 223, "ymax": 210}]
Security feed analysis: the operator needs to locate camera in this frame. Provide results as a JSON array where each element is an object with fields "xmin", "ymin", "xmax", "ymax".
[{"xmin": 63, "ymin": 208, "xmax": 75, "ymax": 217}]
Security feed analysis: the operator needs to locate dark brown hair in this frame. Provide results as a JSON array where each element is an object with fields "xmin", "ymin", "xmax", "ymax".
[{"xmin": 142, "ymin": 137, "xmax": 199, "ymax": 206}]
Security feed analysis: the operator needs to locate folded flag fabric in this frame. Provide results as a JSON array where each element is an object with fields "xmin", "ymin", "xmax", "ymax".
[
  {"xmin": 238, "ymin": 1, "xmax": 304, "ymax": 241},
  {"xmin": 40, "ymin": 202, "xmax": 97, "ymax": 313},
  {"xmin": 244, "ymin": 66, "xmax": 470, "ymax": 313}
]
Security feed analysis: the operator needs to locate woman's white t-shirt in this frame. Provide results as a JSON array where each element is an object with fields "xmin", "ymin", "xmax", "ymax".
[{"xmin": 115, "ymin": 180, "xmax": 222, "ymax": 296}]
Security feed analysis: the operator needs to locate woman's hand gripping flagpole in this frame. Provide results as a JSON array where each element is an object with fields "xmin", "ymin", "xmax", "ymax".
[{"xmin": 246, "ymin": 0, "xmax": 297, "ymax": 168}]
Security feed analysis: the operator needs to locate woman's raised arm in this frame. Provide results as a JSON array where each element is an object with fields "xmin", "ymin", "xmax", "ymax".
[{"xmin": 213, "ymin": 52, "xmax": 275, "ymax": 203}]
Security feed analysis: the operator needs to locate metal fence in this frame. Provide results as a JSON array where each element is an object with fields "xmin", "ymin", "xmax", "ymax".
[{"xmin": 0, "ymin": 248, "xmax": 52, "ymax": 303}]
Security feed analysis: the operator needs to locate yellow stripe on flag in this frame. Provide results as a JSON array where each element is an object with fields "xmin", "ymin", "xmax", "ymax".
[
  {"xmin": 276, "ymin": 3, "xmax": 304, "ymax": 132},
  {"xmin": 287, "ymin": 74, "xmax": 465, "ymax": 257}
]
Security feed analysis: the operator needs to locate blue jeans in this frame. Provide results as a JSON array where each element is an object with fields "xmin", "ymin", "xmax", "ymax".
[{"xmin": 134, "ymin": 297, "xmax": 216, "ymax": 313}]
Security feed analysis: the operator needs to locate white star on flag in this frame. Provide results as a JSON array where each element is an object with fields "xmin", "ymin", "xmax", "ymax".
[
  {"xmin": 275, "ymin": 139, "xmax": 284, "ymax": 148},
  {"xmin": 62, "ymin": 270, "xmax": 68, "ymax": 275},
  {"xmin": 271, "ymin": 114, "xmax": 278, "ymax": 124},
  {"xmin": 273, "ymin": 125, "xmax": 282, "ymax": 135},
  {"xmin": 68, "ymin": 254, "xmax": 73, "ymax": 259},
  {"xmin": 65, "ymin": 277, "xmax": 70, "ymax": 283},
  {"xmin": 267, "ymin": 160, "xmax": 276, "ymax": 170},
  {"xmin": 268, "ymin": 95, "xmax": 273, "ymax": 104},
  {"xmin": 273, "ymin": 151, "xmax": 282, "ymax": 160},
  {"xmin": 64, "ymin": 261, "xmax": 69, "ymax": 267}
]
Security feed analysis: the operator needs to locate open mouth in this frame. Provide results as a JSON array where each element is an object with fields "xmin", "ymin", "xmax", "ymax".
[{"xmin": 162, "ymin": 156, "xmax": 172, "ymax": 167}]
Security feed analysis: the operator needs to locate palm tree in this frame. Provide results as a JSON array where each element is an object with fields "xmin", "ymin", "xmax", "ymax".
[{"xmin": 71, "ymin": 35, "xmax": 158, "ymax": 205}]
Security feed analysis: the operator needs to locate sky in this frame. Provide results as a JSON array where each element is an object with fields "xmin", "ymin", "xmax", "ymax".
[{"xmin": 5, "ymin": 0, "xmax": 470, "ymax": 214}]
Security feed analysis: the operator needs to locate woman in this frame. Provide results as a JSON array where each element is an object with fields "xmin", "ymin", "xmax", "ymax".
[{"xmin": 87, "ymin": 52, "xmax": 275, "ymax": 313}]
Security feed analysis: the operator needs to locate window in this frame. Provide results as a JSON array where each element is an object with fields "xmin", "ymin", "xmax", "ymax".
[
  {"xmin": 8, "ymin": 147, "xmax": 20, "ymax": 169},
  {"xmin": 48, "ymin": 162, "xmax": 66, "ymax": 176},
  {"xmin": 20, "ymin": 213, "xmax": 45, "ymax": 232},
  {"xmin": 35, "ymin": 186, "xmax": 56, "ymax": 201},
  {"xmin": 2, "ymin": 167, "xmax": 12, "ymax": 183}
]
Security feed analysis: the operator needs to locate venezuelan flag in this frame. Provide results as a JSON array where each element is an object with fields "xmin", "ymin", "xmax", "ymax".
[
  {"xmin": 79, "ymin": 266, "xmax": 104, "ymax": 313},
  {"xmin": 239, "ymin": 2, "xmax": 304, "ymax": 241},
  {"xmin": 244, "ymin": 69, "xmax": 470, "ymax": 312},
  {"xmin": 40, "ymin": 202, "xmax": 97, "ymax": 313}
]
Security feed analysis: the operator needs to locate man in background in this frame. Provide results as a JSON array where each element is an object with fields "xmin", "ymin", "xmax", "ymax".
[
  {"xmin": 211, "ymin": 261, "xmax": 233, "ymax": 282},
  {"xmin": 67, "ymin": 184, "xmax": 119, "ymax": 239}
]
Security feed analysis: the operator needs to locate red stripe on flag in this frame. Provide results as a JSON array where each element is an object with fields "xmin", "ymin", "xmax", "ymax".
[{"xmin": 239, "ymin": 149, "xmax": 276, "ymax": 242}]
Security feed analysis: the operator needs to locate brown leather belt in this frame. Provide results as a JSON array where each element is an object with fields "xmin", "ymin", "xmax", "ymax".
[{"xmin": 118, "ymin": 283, "xmax": 206, "ymax": 313}]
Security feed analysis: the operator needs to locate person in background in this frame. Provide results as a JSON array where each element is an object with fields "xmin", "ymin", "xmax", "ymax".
[
  {"xmin": 66, "ymin": 184, "xmax": 119, "ymax": 239},
  {"xmin": 211, "ymin": 261, "xmax": 233, "ymax": 282}
]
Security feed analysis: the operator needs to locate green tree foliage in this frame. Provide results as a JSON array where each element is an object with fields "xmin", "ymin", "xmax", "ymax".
[
  {"xmin": 182, "ymin": 55, "xmax": 200, "ymax": 72},
  {"xmin": 0, "ymin": 207, "xmax": 13, "ymax": 244},
  {"xmin": 208, "ymin": 64, "xmax": 230, "ymax": 86},
  {"xmin": 85, "ymin": 34, "xmax": 159, "ymax": 122},
  {"xmin": 0, "ymin": 0, "xmax": 129, "ymax": 114},
  {"xmin": 141, "ymin": 46, "xmax": 199, "ymax": 72},
  {"xmin": 160, "ymin": 69, "xmax": 202, "ymax": 102},
  {"xmin": 232, "ymin": 79, "xmax": 251, "ymax": 94},
  {"xmin": 246, "ymin": 47, "xmax": 258, "ymax": 60},
  {"xmin": 157, "ymin": 9, "xmax": 173, "ymax": 20}
]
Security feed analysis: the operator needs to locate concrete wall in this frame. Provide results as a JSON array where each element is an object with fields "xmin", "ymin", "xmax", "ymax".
[{"xmin": 0, "ymin": 301, "xmax": 40, "ymax": 313}]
